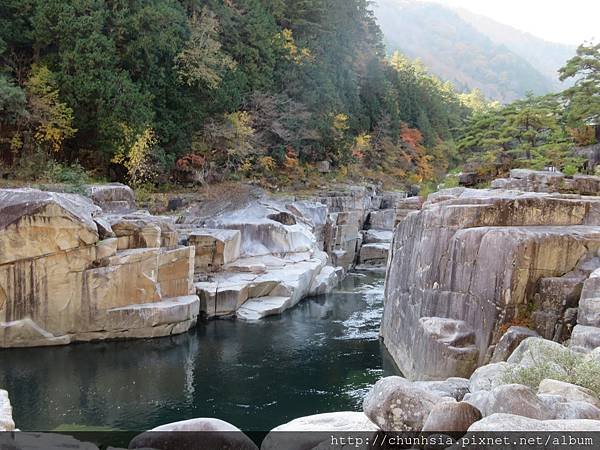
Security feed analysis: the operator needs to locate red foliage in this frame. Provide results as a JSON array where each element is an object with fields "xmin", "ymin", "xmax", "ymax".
[
  {"xmin": 176, "ymin": 154, "xmax": 206, "ymax": 171},
  {"xmin": 399, "ymin": 125, "xmax": 424, "ymax": 148}
]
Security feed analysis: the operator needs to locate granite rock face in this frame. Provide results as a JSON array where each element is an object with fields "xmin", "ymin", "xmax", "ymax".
[
  {"xmin": 0, "ymin": 188, "xmax": 199, "ymax": 348},
  {"xmin": 381, "ymin": 187, "xmax": 600, "ymax": 380},
  {"xmin": 491, "ymin": 169, "xmax": 600, "ymax": 196}
]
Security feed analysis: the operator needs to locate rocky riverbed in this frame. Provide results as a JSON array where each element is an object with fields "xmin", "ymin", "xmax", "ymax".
[{"xmin": 2, "ymin": 170, "xmax": 600, "ymax": 445}]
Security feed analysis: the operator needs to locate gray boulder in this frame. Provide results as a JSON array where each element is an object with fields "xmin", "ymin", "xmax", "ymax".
[
  {"xmin": 422, "ymin": 402, "xmax": 482, "ymax": 433},
  {"xmin": 570, "ymin": 325, "xmax": 600, "ymax": 353},
  {"xmin": 490, "ymin": 326, "xmax": 539, "ymax": 363},
  {"xmin": 538, "ymin": 379, "xmax": 600, "ymax": 409},
  {"xmin": 362, "ymin": 376, "xmax": 452, "ymax": 431},
  {"xmin": 538, "ymin": 394, "xmax": 600, "ymax": 420},
  {"xmin": 469, "ymin": 362, "xmax": 512, "ymax": 392},
  {"xmin": 129, "ymin": 418, "xmax": 258, "ymax": 450},
  {"xmin": 465, "ymin": 384, "xmax": 552, "ymax": 420},
  {"xmin": 413, "ymin": 377, "xmax": 470, "ymax": 401}
]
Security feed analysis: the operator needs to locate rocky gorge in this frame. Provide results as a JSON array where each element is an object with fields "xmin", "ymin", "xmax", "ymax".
[{"xmin": 2, "ymin": 170, "xmax": 600, "ymax": 446}]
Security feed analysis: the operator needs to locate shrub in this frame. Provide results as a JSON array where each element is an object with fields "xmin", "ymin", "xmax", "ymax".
[{"xmin": 502, "ymin": 341, "xmax": 600, "ymax": 395}]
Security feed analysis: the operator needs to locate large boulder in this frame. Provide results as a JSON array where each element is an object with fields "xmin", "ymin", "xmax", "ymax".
[
  {"xmin": 358, "ymin": 243, "xmax": 389, "ymax": 266},
  {"xmin": 490, "ymin": 327, "xmax": 539, "ymax": 363},
  {"xmin": 469, "ymin": 362, "xmax": 513, "ymax": 392},
  {"xmin": 422, "ymin": 401, "xmax": 482, "ymax": 433},
  {"xmin": 538, "ymin": 394, "xmax": 600, "ymax": 420},
  {"xmin": 0, "ymin": 189, "xmax": 199, "ymax": 348},
  {"xmin": 84, "ymin": 183, "xmax": 135, "ymax": 213},
  {"xmin": 0, "ymin": 189, "xmax": 100, "ymax": 265},
  {"xmin": 129, "ymin": 418, "xmax": 257, "ymax": 450},
  {"xmin": 538, "ymin": 379, "xmax": 600, "ymax": 409},
  {"xmin": 412, "ymin": 377, "xmax": 470, "ymax": 401},
  {"xmin": 507, "ymin": 337, "xmax": 574, "ymax": 367},
  {"xmin": 381, "ymin": 188, "xmax": 600, "ymax": 380},
  {"xmin": 579, "ymin": 269, "xmax": 600, "ymax": 327},
  {"xmin": 108, "ymin": 213, "xmax": 178, "ymax": 250},
  {"xmin": 570, "ymin": 324, "xmax": 600, "ymax": 352},
  {"xmin": 476, "ymin": 384, "xmax": 552, "ymax": 420},
  {"xmin": 262, "ymin": 412, "xmax": 378, "ymax": 450},
  {"xmin": 367, "ymin": 209, "xmax": 396, "ymax": 230},
  {"xmin": 362, "ymin": 376, "xmax": 452, "ymax": 431}
]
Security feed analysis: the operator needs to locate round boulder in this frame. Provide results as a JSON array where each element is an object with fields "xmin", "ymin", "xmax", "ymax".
[
  {"xmin": 128, "ymin": 418, "xmax": 258, "ymax": 450},
  {"xmin": 422, "ymin": 402, "xmax": 482, "ymax": 433}
]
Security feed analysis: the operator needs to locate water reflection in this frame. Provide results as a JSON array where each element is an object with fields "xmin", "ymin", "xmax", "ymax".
[{"xmin": 0, "ymin": 273, "xmax": 399, "ymax": 431}]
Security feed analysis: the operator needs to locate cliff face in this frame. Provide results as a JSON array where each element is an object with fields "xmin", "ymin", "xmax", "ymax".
[{"xmin": 381, "ymin": 187, "xmax": 600, "ymax": 380}]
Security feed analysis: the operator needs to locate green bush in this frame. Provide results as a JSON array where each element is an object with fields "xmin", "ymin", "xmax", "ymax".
[
  {"xmin": 502, "ymin": 341, "xmax": 600, "ymax": 395},
  {"xmin": 44, "ymin": 161, "xmax": 91, "ymax": 186},
  {"xmin": 562, "ymin": 164, "xmax": 578, "ymax": 176}
]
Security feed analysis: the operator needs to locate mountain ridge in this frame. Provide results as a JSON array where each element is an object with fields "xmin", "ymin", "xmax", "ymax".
[{"xmin": 373, "ymin": 0, "xmax": 574, "ymax": 102}]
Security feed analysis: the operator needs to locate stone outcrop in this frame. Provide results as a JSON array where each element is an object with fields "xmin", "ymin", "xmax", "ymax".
[
  {"xmin": 381, "ymin": 187, "xmax": 600, "ymax": 380},
  {"xmin": 490, "ymin": 326, "xmax": 539, "ymax": 363},
  {"xmin": 84, "ymin": 183, "xmax": 136, "ymax": 213},
  {"xmin": 0, "ymin": 188, "xmax": 199, "ymax": 348},
  {"xmin": 421, "ymin": 401, "xmax": 482, "ymax": 433},
  {"xmin": 491, "ymin": 169, "xmax": 600, "ymax": 196},
  {"xmin": 0, "ymin": 389, "xmax": 14, "ymax": 431}
]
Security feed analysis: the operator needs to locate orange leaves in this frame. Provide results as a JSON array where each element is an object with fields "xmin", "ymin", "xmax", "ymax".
[{"xmin": 176, "ymin": 153, "xmax": 206, "ymax": 171}]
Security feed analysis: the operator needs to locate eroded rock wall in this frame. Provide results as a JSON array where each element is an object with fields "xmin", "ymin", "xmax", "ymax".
[
  {"xmin": 381, "ymin": 187, "xmax": 600, "ymax": 380},
  {"xmin": 0, "ymin": 189, "xmax": 199, "ymax": 348}
]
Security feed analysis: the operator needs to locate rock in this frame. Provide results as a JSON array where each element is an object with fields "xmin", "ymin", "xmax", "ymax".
[
  {"xmin": 422, "ymin": 401, "xmax": 482, "ymax": 433},
  {"xmin": 236, "ymin": 296, "xmax": 292, "ymax": 321},
  {"xmin": 317, "ymin": 160, "xmax": 331, "ymax": 173},
  {"xmin": 309, "ymin": 265, "xmax": 340, "ymax": 296},
  {"xmin": 570, "ymin": 325, "xmax": 600, "ymax": 353},
  {"xmin": 465, "ymin": 384, "xmax": 552, "ymax": 420},
  {"xmin": 204, "ymin": 201, "xmax": 316, "ymax": 258},
  {"xmin": 467, "ymin": 413, "xmax": 600, "ymax": 431},
  {"xmin": 413, "ymin": 377, "xmax": 470, "ymax": 401},
  {"xmin": 404, "ymin": 317, "xmax": 479, "ymax": 380},
  {"xmin": 129, "ymin": 418, "xmax": 258, "ymax": 450},
  {"xmin": 469, "ymin": 362, "xmax": 512, "ymax": 392},
  {"xmin": 362, "ymin": 376, "xmax": 451, "ymax": 431},
  {"xmin": 490, "ymin": 326, "xmax": 539, "ymax": 363},
  {"xmin": 84, "ymin": 183, "xmax": 135, "ymax": 212},
  {"xmin": 381, "ymin": 188, "xmax": 600, "ymax": 380},
  {"xmin": 0, "ymin": 390, "xmax": 14, "ymax": 431},
  {"xmin": 188, "ymin": 228, "xmax": 241, "ymax": 272},
  {"xmin": 108, "ymin": 213, "xmax": 178, "ymax": 250},
  {"xmin": 458, "ymin": 172, "xmax": 479, "ymax": 187},
  {"xmin": 0, "ymin": 189, "xmax": 198, "ymax": 348},
  {"xmin": 262, "ymin": 412, "xmax": 378, "ymax": 450},
  {"xmin": 538, "ymin": 379, "xmax": 600, "ymax": 409},
  {"xmin": 579, "ymin": 269, "xmax": 600, "ymax": 327},
  {"xmin": 358, "ymin": 243, "xmax": 389, "ymax": 266},
  {"xmin": 367, "ymin": 209, "xmax": 396, "ymax": 230},
  {"xmin": 507, "ymin": 337, "xmax": 575, "ymax": 368},
  {"xmin": 531, "ymin": 274, "xmax": 584, "ymax": 340},
  {"xmin": 538, "ymin": 394, "xmax": 600, "ymax": 420},
  {"xmin": 361, "ymin": 229, "xmax": 393, "ymax": 244},
  {"xmin": 0, "ymin": 189, "xmax": 100, "ymax": 265}
]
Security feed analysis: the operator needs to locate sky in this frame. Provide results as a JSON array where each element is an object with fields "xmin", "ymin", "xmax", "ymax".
[{"xmin": 428, "ymin": 0, "xmax": 599, "ymax": 45}]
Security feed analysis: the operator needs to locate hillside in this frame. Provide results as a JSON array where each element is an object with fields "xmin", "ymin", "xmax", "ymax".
[
  {"xmin": 455, "ymin": 7, "xmax": 575, "ymax": 87},
  {"xmin": 373, "ymin": 0, "xmax": 560, "ymax": 102}
]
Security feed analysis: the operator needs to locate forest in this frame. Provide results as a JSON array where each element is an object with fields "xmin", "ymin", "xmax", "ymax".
[{"xmin": 0, "ymin": 0, "xmax": 598, "ymax": 192}]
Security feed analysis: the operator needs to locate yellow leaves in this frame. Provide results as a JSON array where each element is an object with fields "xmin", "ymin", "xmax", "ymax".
[
  {"xmin": 352, "ymin": 132, "xmax": 371, "ymax": 159},
  {"xmin": 112, "ymin": 126, "xmax": 158, "ymax": 186},
  {"xmin": 258, "ymin": 156, "xmax": 276, "ymax": 172},
  {"xmin": 332, "ymin": 113, "xmax": 349, "ymax": 132},
  {"xmin": 10, "ymin": 133, "xmax": 23, "ymax": 153},
  {"xmin": 26, "ymin": 64, "xmax": 76, "ymax": 152},
  {"xmin": 277, "ymin": 29, "xmax": 313, "ymax": 65}
]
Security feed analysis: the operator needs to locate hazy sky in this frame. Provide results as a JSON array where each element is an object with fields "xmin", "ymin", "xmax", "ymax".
[{"xmin": 429, "ymin": 0, "xmax": 599, "ymax": 45}]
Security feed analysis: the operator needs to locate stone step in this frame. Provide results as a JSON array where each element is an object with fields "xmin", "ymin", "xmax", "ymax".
[{"xmin": 236, "ymin": 296, "xmax": 293, "ymax": 321}]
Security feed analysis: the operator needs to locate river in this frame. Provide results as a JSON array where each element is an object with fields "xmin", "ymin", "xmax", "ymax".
[{"xmin": 0, "ymin": 272, "xmax": 398, "ymax": 433}]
